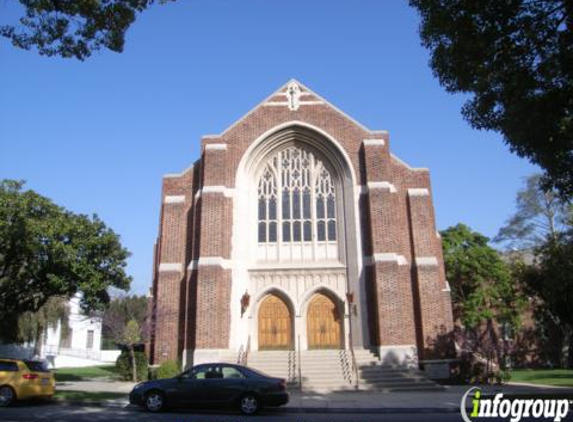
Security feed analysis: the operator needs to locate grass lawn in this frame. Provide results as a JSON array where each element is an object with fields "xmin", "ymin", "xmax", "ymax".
[
  {"xmin": 54, "ymin": 365, "xmax": 118, "ymax": 382},
  {"xmin": 54, "ymin": 390, "xmax": 126, "ymax": 401},
  {"xmin": 511, "ymin": 369, "xmax": 573, "ymax": 387}
]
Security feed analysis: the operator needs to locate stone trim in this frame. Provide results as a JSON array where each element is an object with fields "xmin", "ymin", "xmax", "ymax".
[
  {"xmin": 377, "ymin": 345, "xmax": 418, "ymax": 368},
  {"xmin": 164, "ymin": 195, "xmax": 185, "ymax": 204},
  {"xmin": 362, "ymin": 139, "xmax": 386, "ymax": 147},
  {"xmin": 374, "ymin": 253, "xmax": 408, "ymax": 265},
  {"xmin": 248, "ymin": 262, "xmax": 346, "ymax": 271},
  {"xmin": 275, "ymin": 92, "xmax": 314, "ymax": 97},
  {"xmin": 391, "ymin": 153, "xmax": 429, "ymax": 172},
  {"xmin": 187, "ymin": 257, "xmax": 232, "ymax": 270},
  {"xmin": 367, "ymin": 181, "xmax": 398, "ymax": 193},
  {"xmin": 163, "ymin": 164, "xmax": 195, "ymax": 179},
  {"xmin": 364, "ymin": 253, "xmax": 408, "ymax": 266},
  {"xmin": 196, "ymin": 186, "xmax": 234, "ymax": 198},
  {"xmin": 443, "ymin": 281, "xmax": 452, "ymax": 292},
  {"xmin": 158, "ymin": 263, "xmax": 182, "ymax": 272},
  {"xmin": 204, "ymin": 143, "xmax": 227, "ymax": 150},
  {"xmin": 263, "ymin": 101, "xmax": 325, "ymax": 107},
  {"xmin": 408, "ymin": 188, "xmax": 430, "ymax": 197},
  {"xmin": 415, "ymin": 256, "xmax": 439, "ymax": 266}
]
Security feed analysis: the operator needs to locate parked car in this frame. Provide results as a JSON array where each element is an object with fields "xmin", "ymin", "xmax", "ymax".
[
  {"xmin": 0, "ymin": 359, "xmax": 55, "ymax": 407},
  {"xmin": 129, "ymin": 362, "xmax": 288, "ymax": 414}
]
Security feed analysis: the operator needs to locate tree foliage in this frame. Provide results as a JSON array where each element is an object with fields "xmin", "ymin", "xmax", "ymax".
[
  {"xmin": 17, "ymin": 296, "xmax": 69, "ymax": 354},
  {"xmin": 441, "ymin": 223, "xmax": 524, "ymax": 328},
  {"xmin": 410, "ymin": 0, "xmax": 573, "ymax": 196},
  {"xmin": 102, "ymin": 294, "xmax": 148, "ymax": 347},
  {"xmin": 441, "ymin": 223, "xmax": 527, "ymax": 380},
  {"xmin": 522, "ymin": 228, "xmax": 573, "ymax": 367},
  {"xmin": 0, "ymin": 180, "xmax": 131, "ymax": 341},
  {"xmin": 495, "ymin": 174, "xmax": 572, "ymax": 249},
  {"xmin": 116, "ymin": 350, "xmax": 148, "ymax": 381},
  {"xmin": 0, "ymin": 0, "xmax": 172, "ymax": 60}
]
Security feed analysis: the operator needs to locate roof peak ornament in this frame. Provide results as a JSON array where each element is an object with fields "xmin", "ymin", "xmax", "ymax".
[{"xmin": 286, "ymin": 81, "xmax": 301, "ymax": 111}]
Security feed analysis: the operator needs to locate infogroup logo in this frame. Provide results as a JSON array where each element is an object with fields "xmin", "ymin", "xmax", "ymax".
[{"xmin": 460, "ymin": 387, "xmax": 571, "ymax": 422}]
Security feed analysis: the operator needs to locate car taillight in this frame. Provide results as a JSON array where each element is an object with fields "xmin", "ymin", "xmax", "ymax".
[
  {"xmin": 23, "ymin": 373, "xmax": 38, "ymax": 380},
  {"xmin": 278, "ymin": 379, "xmax": 286, "ymax": 391}
]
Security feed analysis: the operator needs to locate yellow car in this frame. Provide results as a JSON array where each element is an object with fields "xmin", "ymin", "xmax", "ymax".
[{"xmin": 0, "ymin": 359, "xmax": 55, "ymax": 406}]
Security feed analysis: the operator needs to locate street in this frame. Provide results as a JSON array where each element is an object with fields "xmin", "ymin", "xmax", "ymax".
[
  {"xmin": 0, "ymin": 403, "xmax": 464, "ymax": 422},
  {"xmin": 2, "ymin": 403, "xmax": 573, "ymax": 422}
]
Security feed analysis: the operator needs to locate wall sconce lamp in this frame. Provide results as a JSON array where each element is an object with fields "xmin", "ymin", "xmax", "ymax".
[
  {"xmin": 240, "ymin": 290, "xmax": 250, "ymax": 317},
  {"xmin": 346, "ymin": 291, "xmax": 357, "ymax": 316}
]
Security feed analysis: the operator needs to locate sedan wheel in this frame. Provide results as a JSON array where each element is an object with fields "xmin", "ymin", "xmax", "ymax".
[
  {"xmin": 0, "ymin": 386, "xmax": 15, "ymax": 407},
  {"xmin": 240, "ymin": 394, "xmax": 259, "ymax": 415},
  {"xmin": 144, "ymin": 391, "xmax": 165, "ymax": 412}
]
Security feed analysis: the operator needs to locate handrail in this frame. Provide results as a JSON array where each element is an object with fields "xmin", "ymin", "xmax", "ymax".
[
  {"xmin": 346, "ymin": 295, "xmax": 359, "ymax": 390},
  {"xmin": 349, "ymin": 333, "xmax": 359, "ymax": 390},
  {"xmin": 297, "ymin": 335, "xmax": 302, "ymax": 390},
  {"xmin": 243, "ymin": 336, "xmax": 251, "ymax": 365},
  {"xmin": 237, "ymin": 344, "xmax": 244, "ymax": 364}
]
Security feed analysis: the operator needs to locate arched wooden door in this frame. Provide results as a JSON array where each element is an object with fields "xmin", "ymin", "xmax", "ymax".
[
  {"xmin": 307, "ymin": 293, "xmax": 342, "ymax": 349},
  {"xmin": 258, "ymin": 294, "xmax": 293, "ymax": 350}
]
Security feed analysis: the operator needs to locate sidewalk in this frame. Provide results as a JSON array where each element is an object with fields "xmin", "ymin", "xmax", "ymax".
[{"xmin": 54, "ymin": 380, "xmax": 573, "ymax": 412}]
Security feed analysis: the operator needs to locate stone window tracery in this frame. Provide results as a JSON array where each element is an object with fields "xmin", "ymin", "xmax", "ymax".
[{"xmin": 257, "ymin": 145, "xmax": 338, "ymax": 259}]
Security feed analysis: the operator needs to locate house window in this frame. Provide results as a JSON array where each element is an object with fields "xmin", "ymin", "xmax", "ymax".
[
  {"xmin": 86, "ymin": 330, "xmax": 94, "ymax": 349},
  {"xmin": 257, "ymin": 146, "xmax": 338, "ymax": 247}
]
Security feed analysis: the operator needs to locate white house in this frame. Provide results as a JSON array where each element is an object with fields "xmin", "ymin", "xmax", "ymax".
[
  {"xmin": 0, "ymin": 294, "xmax": 120, "ymax": 368},
  {"xmin": 40, "ymin": 294, "xmax": 120, "ymax": 368}
]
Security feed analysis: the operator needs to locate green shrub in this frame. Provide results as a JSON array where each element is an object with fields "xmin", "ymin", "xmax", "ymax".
[
  {"xmin": 115, "ymin": 350, "xmax": 148, "ymax": 382},
  {"xmin": 155, "ymin": 359, "xmax": 181, "ymax": 379},
  {"xmin": 496, "ymin": 369, "xmax": 512, "ymax": 384}
]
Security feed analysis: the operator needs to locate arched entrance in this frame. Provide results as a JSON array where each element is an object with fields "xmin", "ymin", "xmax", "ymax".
[
  {"xmin": 258, "ymin": 294, "xmax": 293, "ymax": 350},
  {"xmin": 307, "ymin": 293, "xmax": 342, "ymax": 349}
]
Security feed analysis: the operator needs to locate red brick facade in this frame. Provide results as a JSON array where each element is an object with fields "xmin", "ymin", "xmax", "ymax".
[{"xmin": 149, "ymin": 80, "xmax": 454, "ymax": 365}]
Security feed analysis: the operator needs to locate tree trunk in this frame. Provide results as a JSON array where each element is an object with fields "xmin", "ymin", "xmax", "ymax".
[
  {"xmin": 130, "ymin": 346, "xmax": 137, "ymax": 382},
  {"xmin": 33, "ymin": 323, "xmax": 44, "ymax": 358},
  {"xmin": 561, "ymin": 326, "xmax": 572, "ymax": 369}
]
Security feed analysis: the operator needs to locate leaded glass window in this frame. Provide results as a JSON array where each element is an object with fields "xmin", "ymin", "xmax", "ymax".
[{"xmin": 257, "ymin": 146, "xmax": 338, "ymax": 247}]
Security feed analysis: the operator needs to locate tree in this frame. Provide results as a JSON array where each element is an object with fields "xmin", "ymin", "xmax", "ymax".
[
  {"xmin": 495, "ymin": 173, "xmax": 573, "ymax": 367},
  {"xmin": 495, "ymin": 174, "xmax": 572, "ymax": 249},
  {"xmin": 0, "ymin": 180, "xmax": 132, "ymax": 342},
  {"xmin": 410, "ymin": 0, "xmax": 573, "ymax": 196},
  {"xmin": 0, "ymin": 0, "xmax": 172, "ymax": 60},
  {"xmin": 102, "ymin": 295, "xmax": 149, "ymax": 382},
  {"xmin": 102, "ymin": 294, "xmax": 148, "ymax": 348},
  {"xmin": 16, "ymin": 296, "xmax": 69, "ymax": 355},
  {"xmin": 441, "ymin": 223, "xmax": 526, "ymax": 381},
  {"xmin": 522, "ymin": 231, "xmax": 573, "ymax": 368},
  {"xmin": 123, "ymin": 319, "xmax": 142, "ymax": 382}
]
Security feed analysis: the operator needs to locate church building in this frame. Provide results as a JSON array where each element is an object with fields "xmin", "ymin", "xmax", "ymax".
[{"xmin": 148, "ymin": 80, "xmax": 454, "ymax": 371}]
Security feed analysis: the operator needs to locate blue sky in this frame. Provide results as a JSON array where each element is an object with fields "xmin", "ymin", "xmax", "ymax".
[{"xmin": 0, "ymin": 1, "xmax": 536, "ymax": 294}]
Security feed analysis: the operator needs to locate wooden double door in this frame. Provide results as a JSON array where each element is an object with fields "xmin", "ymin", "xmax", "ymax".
[
  {"xmin": 307, "ymin": 293, "xmax": 342, "ymax": 349},
  {"xmin": 258, "ymin": 292, "xmax": 342, "ymax": 350},
  {"xmin": 258, "ymin": 295, "xmax": 293, "ymax": 350}
]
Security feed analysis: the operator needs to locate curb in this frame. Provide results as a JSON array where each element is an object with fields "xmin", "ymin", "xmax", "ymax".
[
  {"xmin": 52, "ymin": 398, "xmax": 129, "ymax": 409},
  {"xmin": 274, "ymin": 407, "xmax": 461, "ymax": 414},
  {"xmin": 507, "ymin": 382, "xmax": 573, "ymax": 390},
  {"xmin": 52, "ymin": 399, "xmax": 462, "ymax": 414}
]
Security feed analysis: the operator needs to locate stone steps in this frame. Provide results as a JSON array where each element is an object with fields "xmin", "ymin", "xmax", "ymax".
[{"xmin": 235, "ymin": 349, "xmax": 442, "ymax": 392}]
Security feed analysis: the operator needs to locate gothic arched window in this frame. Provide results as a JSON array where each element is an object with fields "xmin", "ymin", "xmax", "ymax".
[{"xmin": 257, "ymin": 146, "xmax": 338, "ymax": 261}]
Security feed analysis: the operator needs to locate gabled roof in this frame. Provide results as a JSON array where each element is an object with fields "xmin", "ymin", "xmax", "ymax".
[{"xmin": 212, "ymin": 79, "xmax": 385, "ymax": 137}]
